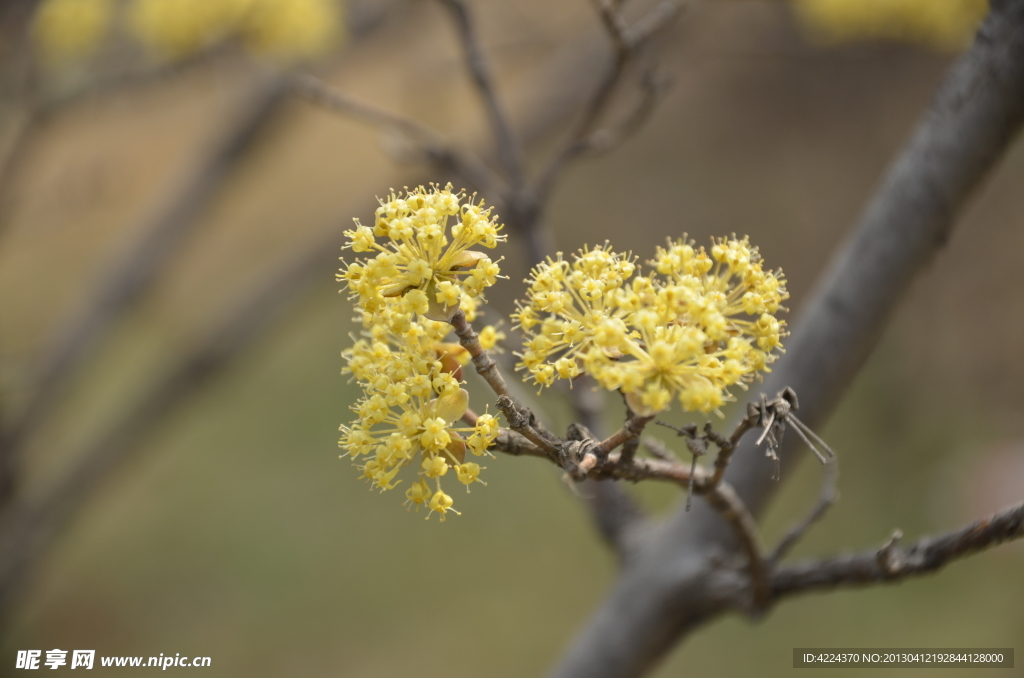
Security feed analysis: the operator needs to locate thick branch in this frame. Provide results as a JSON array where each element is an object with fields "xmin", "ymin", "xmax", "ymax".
[
  {"xmin": 772, "ymin": 502, "xmax": 1024, "ymax": 599},
  {"xmin": 550, "ymin": 3, "xmax": 1024, "ymax": 676}
]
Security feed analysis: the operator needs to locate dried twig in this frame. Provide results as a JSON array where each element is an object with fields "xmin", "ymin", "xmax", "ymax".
[
  {"xmin": 436, "ymin": 0, "xmax": 525, "ymax": 187},
  {"xmin": 702, "ymin": 483, "xmax": 769, "ymax": 610},
  {"xmin": 449, "ymin": 309, "xmax": 559, "ymax": 454},
  {"xmin": 533, "ymin": 0, "xmax": 680, "ymax": 203},
  {"xmin": 772, "ymin": 502, "xmax": 1024, "ymax": 598},
  {"xmin": 706, "ymin": 413, "xmax": 758, "ymax": 488},
  {"xmin": 598, "ymin": 413, "xmax": 656, "ymax": 455},
  {"xmin": 768, "ymin": 455, "xmax": 839, "ymax": 565},
  {"xmin": 550, "ymin": 3, "xmax": 1024, "ymax": 676},
  {"xmin": 291, "ymin": 74, "xmax": 504, "ymax": 195}
]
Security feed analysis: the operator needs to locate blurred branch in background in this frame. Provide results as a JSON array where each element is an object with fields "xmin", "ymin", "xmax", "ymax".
[
  {"xmin": 0, "ymin": 1, "xmax": 401, "ymax": 240},
  {"xmin": 550, "ymin": 2, "xmax": 1024, "ymax": 676},
  {"xmin": 0, "ymin": 219, "xmax": 340, "ymax": 618},
  {"xmin": 0, "ymin": 79, "xmax": 289, "ymax": 501},
  {"xmin": 290, "ymin": 73, "xmax": 505, "ymax": 196},
  {"xmin": 3, "ymin": 0, "xmax": 1023, "ymax": 674},
  {"xmin": 0, "ymin": 0, "xmax": 401, "ymax": 622},
  {"xmin": 0, "ymin": 0, "xmax": 680, "ymax": 629},
  {"xmin": 0, "ymin": 1, "xmax": 414, "ymax": 486}
]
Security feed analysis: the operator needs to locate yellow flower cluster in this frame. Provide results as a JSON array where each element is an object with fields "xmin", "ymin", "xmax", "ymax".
[
  {"xmin": 33, "ymin": 0, "xmax": 114, "ymax": 65},
  {"xmin": 340, "ymin": 184, "xmax": 506, "ymax": 323},
  {"xmin": 793, "ymin": 0, "xmax": 987, "ymax": 50},
  {"xmin": 33, "ymin": 0, "xmax": 343, "ymax": 65},
  {"xmin": 339, "ymin": 302, "xmax": 502, "ymax": 521},
  {"xmin": 513, "ymin": 237, "xmax": 788, "ymax": 416},
  {"xmin": 338, "ymin": 187, "xmax": 508, "ymax": 520}
]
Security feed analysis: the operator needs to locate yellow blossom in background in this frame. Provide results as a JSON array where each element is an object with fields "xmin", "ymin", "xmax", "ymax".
[
  {"xmin": 127, "ymin": 0, "xmax": 253, "ymax": 60},
  {"xmin": 35, "ymin": 0, "xmax": 343, "ymax": 65},
  {"xmin": 514, "ymin": 236, "xmax": 788, "ymax": 416},
  {"xmin": 242, "ymin": 0, "xmax": 342, "ymax": 61},
  {"xmin": 33, "ymin": 0, "xmax": 114, "ymax": 65},
  {"xmin": 477, "ymin": 325, "xmax": 506, "ymax": 351},
  {"xmin": 793, "ymin": 0, "xmax": 988, "ymax": 50},
  {"xmin": 340, "ymin": 184, "xmax": 506, "ymax": 322}
]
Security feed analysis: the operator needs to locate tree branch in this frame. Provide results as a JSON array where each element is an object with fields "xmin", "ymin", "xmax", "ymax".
[
  {"xmin": 448, "ymin": 309, "xmax": 560, "ymax": 454},
  {"xmin": 290, "ymin": 73, "xmax": 505, "ymax": 196},
  {"xmin": 772, "ymin": 502, "xmax": 1024, "ymax": 599},
  {"xmin": 0, "ymin": 78, "xmax": 289, "ymax": 502},
  {"xmin": 533, "ymin": 0, "xmax": 680, "ymax": 204},
  {"xmin": 549, "ymin": 3, "xmax": 1024, "ymax": 676},
  {"xmin": 436, "ymin": 0, "xmax": 526, "ymax": 188},
  {"xmin": 768, "ymin": 455, "xmax": 839, "ymax": 565},
  {"xmin": 0, "ymin": 222, "xmax": 340, "ymax": 621}
]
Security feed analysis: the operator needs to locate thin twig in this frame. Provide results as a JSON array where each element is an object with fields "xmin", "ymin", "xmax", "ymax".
[
  {"xmin": 768, "ymin": 456, "xmax": 839, "ymax": 565},
  {"xmin": 706, "ymin": 414, "xmax": 757, "ymax": 488},
  {"xmin": 492, "ymin": 429, "xmax": 551, "ymax": 459},
  {"xmin": 572, "ymin": 69, "xmax": 670, "ymax": 158},
  {"xmin": 291, "ymin": 74, "xmax": 504, "ymax": 195},
  {"xmin": 448, "ymin": 309, "xmax": 559, "ymax": 454},
  {"xmin": 703, "ymin": 483, "xmax": 770, "ymax": 610},
  {"xmin": 598, "ymin": 414, "xmax": 655, "ymax": 455},
  {"xmin": 436, "ymin": 0, "xmax": 526, "ymax": 188},
  {"xmin": 772, "ymin": 502, "xmax": 1024, "ymax": 599},
  {"xmin": 533, "ymin": 0, "xmax": 680, "ymax": 203},
  {"xmin": 616, "ymin": 397, "xmax": 644, "ymax": 466}
]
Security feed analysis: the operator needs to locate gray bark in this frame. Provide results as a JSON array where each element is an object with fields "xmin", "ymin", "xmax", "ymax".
[{"xmin": 550, "ymin": 2, "xmax": 1024, "ymax": 676}]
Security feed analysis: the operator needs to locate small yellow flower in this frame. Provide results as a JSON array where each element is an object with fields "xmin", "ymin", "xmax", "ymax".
[
  {"xmin": 404, "ymin": 479, "xmax": 432, "ymax": 511},
  {"xmin": 428, "ymin": 490, "xmax": 460, "ymax": 521},
  {"xmin": 512, "ymin": 244, "xmax": 641, "ymax": 390},
  {"xmin": 421, "ymin": 452, "xmax": 450, "ymax": 478},
  {"xmin": 477, "ymin": 325, "xmax": 506, "ymax": 351},
  {"xmin": 456, "ymin": 462, "xmax": 487, "ymax": 491}
]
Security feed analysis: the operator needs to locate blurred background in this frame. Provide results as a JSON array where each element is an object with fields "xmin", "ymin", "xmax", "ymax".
[{"xmin": 0, "ymin": 0, "xmax": 1022, "ymax": 676}]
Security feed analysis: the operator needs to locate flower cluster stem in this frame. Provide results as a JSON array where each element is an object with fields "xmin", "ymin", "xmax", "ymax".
[{"xmin": 449, "ymin": 309, "xmax": 559, "ymax": 456}]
